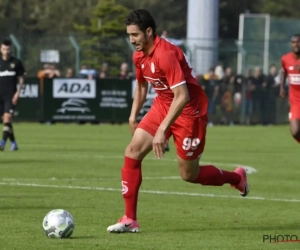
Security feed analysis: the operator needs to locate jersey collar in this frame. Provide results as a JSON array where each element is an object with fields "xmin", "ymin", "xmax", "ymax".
[{"xmin": 148, "ymin": 35, "xmax": 161, "ymax": 56}]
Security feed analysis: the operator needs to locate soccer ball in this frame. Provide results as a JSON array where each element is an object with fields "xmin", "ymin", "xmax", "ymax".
[{"xmin": 42, "ymin": 209, "xmax": 75, "ymax": 239}]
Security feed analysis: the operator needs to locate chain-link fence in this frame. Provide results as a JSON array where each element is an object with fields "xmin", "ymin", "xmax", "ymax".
[
  {"xmin": 7, "ymin": 34, "xmax": 133, "ymax": 78},
  {"xmin": 5, "ymin": 30, "xmax": 293, "ymax": 125}
]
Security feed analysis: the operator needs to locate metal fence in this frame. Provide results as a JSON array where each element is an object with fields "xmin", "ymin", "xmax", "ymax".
[
  {"xmin": 4, "ymin": 31, "xmax": 294, "ymax": 126},
  {"xmin": 7, "ymin": 34, "xmax": 133, "ymax": 78}
]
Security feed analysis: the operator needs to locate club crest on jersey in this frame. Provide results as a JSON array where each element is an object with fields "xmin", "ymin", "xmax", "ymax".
[
  {"xmin": 10, "ymin": 63, "xmax": 15, "ymax": 69},
  {"xmin": 151, "ymin": 62, "xmax": 155, "ymax": 73},
  {"xmin": 289, "ymin": 66, "xmax": 294, "ymax": 70}
]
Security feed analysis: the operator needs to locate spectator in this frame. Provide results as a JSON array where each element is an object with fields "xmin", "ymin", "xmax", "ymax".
[
  {"xmin": 161, "ymin": 30, "xmax": 168, "ymax": 39},
  {"xmin": 65, "ymin": 67, "xmax": 74, "ymax": 78},
  {"xmin": 265, "ymin": 64, "xmax": 279, "ymax": 124},
  {"xmin": 252, "ymin": 67, "xmax": 267, "ymax": 124},
  {"xmin": 203, "ymin": 67, "xmax": 219, "ymax": 126},
  {"xmin": 214, "ymin": 62, "xmax": 225, "ymax": 80},
  {"xmin": 99, "ymin": 63, "xmax": 110, "ymax": 79},
  {"xmin": 119, "ymin": 63, "xmax": 132, "ymax": 79},
  {"xmin": 221, "ymin": 84, "xmax": 234, "ymax": 125},
  {"xmin": 37, "ymin": 63, "xmax": 60, "ymax": 79},
  {"xmin": 79, "ymin": 65, "xmax": 96, "ymax": 79},
  {"xmin": 244, "ymin": 69, "xmax": 255, "ymax": 125}
]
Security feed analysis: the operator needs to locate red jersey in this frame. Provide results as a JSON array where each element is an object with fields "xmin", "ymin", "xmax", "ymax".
[
  {"xmin": 281, "ymin": 52, "xmax": 300, "ymax": 105},
  {"xmin": 133, "ymin": 36, "xmax": 208, "ymax": 116}
]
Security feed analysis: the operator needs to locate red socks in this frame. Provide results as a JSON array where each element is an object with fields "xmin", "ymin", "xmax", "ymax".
[
  {"xmin": 122, "ymin": 156, "xmax": 142, "ymax": 220},
  {"xmin": 193, "ymin": 165, "xmax": 241, "ymax": 186},
  {"xmin": 121, "ymin": 160, "xmax": 240, "ymax": 220}
]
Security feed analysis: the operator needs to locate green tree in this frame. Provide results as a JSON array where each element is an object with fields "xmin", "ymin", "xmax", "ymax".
[
  {"xmin": 117, "ymin": 0, "xmax": 187, "ymax": 38},
  {"xmin": 76, "ymin": 0, "xmax": 131, "ymax": 76}
]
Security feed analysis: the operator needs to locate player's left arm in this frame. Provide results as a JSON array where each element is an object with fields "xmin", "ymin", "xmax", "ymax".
[
  {"xmin": 13, "ymin": 60, "xmax": 26, "ymax": 104},
  {"xmin": 158, "ymin": 51, "xmax": 190, "ymax": 132}
]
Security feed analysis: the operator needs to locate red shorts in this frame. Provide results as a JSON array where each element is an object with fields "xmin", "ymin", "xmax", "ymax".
[
  {"xmin": 137, "ymin": 100, "xmax": 207, "ymax": 160},
  {"xmin": 289, "ymin": 105, "xmax": 300, "ymax": 121}
]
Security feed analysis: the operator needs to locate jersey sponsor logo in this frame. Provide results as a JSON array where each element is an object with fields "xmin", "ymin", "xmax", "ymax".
[
  {"xmin": 143, "ymin": 76, "xmax": 168, "ymax": 90},
  {"xmin": 53, "ymin": 79, "xmax": 96, "ymax": 98},
  {"xmin": 288, "ymin": 74, "xmax": 300, "ymax": 85},
  {"xmin": 0, "ymin": 70, "xmax": 16, "ymax": 77}
]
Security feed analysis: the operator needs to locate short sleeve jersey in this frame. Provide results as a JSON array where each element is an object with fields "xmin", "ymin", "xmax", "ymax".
[
  {"xmin": 0, "ymin": 56, "xmax": 25, "ymax": 97},
  {"xmin": 133, "ymin": 36, "xmax": 207, "ymax": 117},
  {"xmin": 281, "ymin": 52, "xmax": 300, "ymax": 105}
]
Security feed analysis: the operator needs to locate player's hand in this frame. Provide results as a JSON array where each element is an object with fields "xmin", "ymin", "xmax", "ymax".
[
  {"xmin": 129, "ymin": 117, "xmax": 138, "ymax": 136},
  {"xmin": 279, "ymin": 87, "xmax": 286, "ymax": 98},
  {"xmin": 152, "ymin": 127, "xmax": 166, "ymax": 159},
  {"xmin": 12, "ymin": 94, "xmax": 19, "ymax": 105}
]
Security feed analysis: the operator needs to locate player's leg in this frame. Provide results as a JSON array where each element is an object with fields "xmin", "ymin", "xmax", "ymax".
[
  {"xmin": 172, "ymin": 115, "xmax": 249, "ymax": 196},
  {"xmin": 107, "ymin": 106, "xmax": 163, "ymax": 233},
  {"xmin": 289, "ymin": 107, "xmax": 300, "ymax": 142},
  {"xmin": 0, "ymin": 101, "xmax": 4, "ymax": 151},
  {"xmin": 1, "ymin": 99, "xmax": 17, "ymax": 151},
  {"xmin": 290, "ymin": 119, "xmax": 300, "ymax": 142}
]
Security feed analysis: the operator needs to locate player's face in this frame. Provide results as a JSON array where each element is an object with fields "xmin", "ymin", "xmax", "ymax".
[
  {"xmin": 0, "ymin": 44, "xmax": 10, "ymax": 58},
  {"xmin": 291, "ymin": 36, "xmax": 300, "ymax": 54},
  {"xmin": 127, "ymin": 25, "xmax": 151, "ymax": 52}
]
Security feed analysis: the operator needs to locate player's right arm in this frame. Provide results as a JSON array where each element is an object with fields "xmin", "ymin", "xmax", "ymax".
[
  {"xmin": 129, "ymin": 54, "xmax": 148, "ymax": 135},
  {"xmin": 280, "ymin": 56, "xmax": 287, "ymax": 98}
]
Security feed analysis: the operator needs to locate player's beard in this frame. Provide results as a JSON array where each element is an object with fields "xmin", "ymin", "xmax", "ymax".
[
  {"xmin": 141, "ymin": 37, "xmax": 151, "ymax": 53},
  {"xmin": 134, "ymin": 36, "xmax": 149, "ymax": 52},
  {"xmin": 294, "ymin": 49, "xmax": 300, "ymax": 55}
]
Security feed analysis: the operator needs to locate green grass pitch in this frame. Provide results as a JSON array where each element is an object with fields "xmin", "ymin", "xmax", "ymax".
[{"xmin": 0, "ymin": 123, "xmax": 300, "ymax": 249}]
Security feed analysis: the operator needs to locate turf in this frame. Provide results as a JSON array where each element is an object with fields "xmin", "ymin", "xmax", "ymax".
[{"xmin": 0, "ymin": 123, "xmax": 299, "ymax": 249}]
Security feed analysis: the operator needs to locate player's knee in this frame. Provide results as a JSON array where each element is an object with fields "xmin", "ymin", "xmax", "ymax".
[
  {"xmin": 291, "ymin": 126, "xmax": 300, "ymax": 139},
  {"xmin": 125, "ymin": 143, "xmax": 144, "ymax": 160},
  {"xmin": 179, "ymin": 166, "xmax": 199, "ymax": 182},
  {"xmin": 180, "ymin": 171, "xmax": 196, "ymax": 182},
  {"xmin": 3, "ymin": 113, "xmax": 12, "ymax": 123},
  {"xmin": 178, "ymin": 158, "xmax": 199, "ymax": 182}
]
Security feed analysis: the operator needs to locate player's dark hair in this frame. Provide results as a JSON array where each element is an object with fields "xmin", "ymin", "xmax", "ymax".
[
  {"xmin": 292, "ymin": 34, "xmax": 300, "ymax": 39},
  {"xmin": 1, "ymin": 38, "xmax": 11, "ymax": 46},
  {"xmin": 125, "ymin": 9, "xmax": 156, "ymax": 35}
]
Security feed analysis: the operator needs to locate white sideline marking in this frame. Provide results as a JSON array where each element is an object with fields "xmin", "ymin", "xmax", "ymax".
[
  {"xmin": 2, "ymin": 176, "xmax": 181, "ymax": 181},
  {"xmin": 57, "ymin": 154, "xmax": 258, "ymax": 174},
  {"xmin": 0, "ymin": 182, "xmax": 299, "ymax": 203}
]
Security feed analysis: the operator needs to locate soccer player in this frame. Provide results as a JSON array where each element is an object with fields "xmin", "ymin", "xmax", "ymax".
[
  {"xmin": 107, "ymin": 9, "xmax": 250, "ymax": 233},
  {"xmin": 0, "ymin": 39, "xmax": 25, "ymax": 151},
  {"xmin": 280, "ymin": 34, "xmax": 300, "ymax": 142}
]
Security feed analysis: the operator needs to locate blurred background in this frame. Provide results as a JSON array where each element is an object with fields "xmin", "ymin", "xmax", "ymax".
[{"xmin": 2, "ymin": 0, "xmax": 300, "ymax": 125}]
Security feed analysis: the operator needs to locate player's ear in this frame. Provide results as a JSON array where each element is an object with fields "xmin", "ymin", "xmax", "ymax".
[{"xmin": 146, "ymin": 27, "xmax": 152, "ymax": 38}]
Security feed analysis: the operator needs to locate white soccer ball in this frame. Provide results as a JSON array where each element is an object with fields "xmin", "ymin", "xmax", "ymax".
[{"xmin": 42, "ymin": 209, "xmax": 75, "ymax": 239}]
